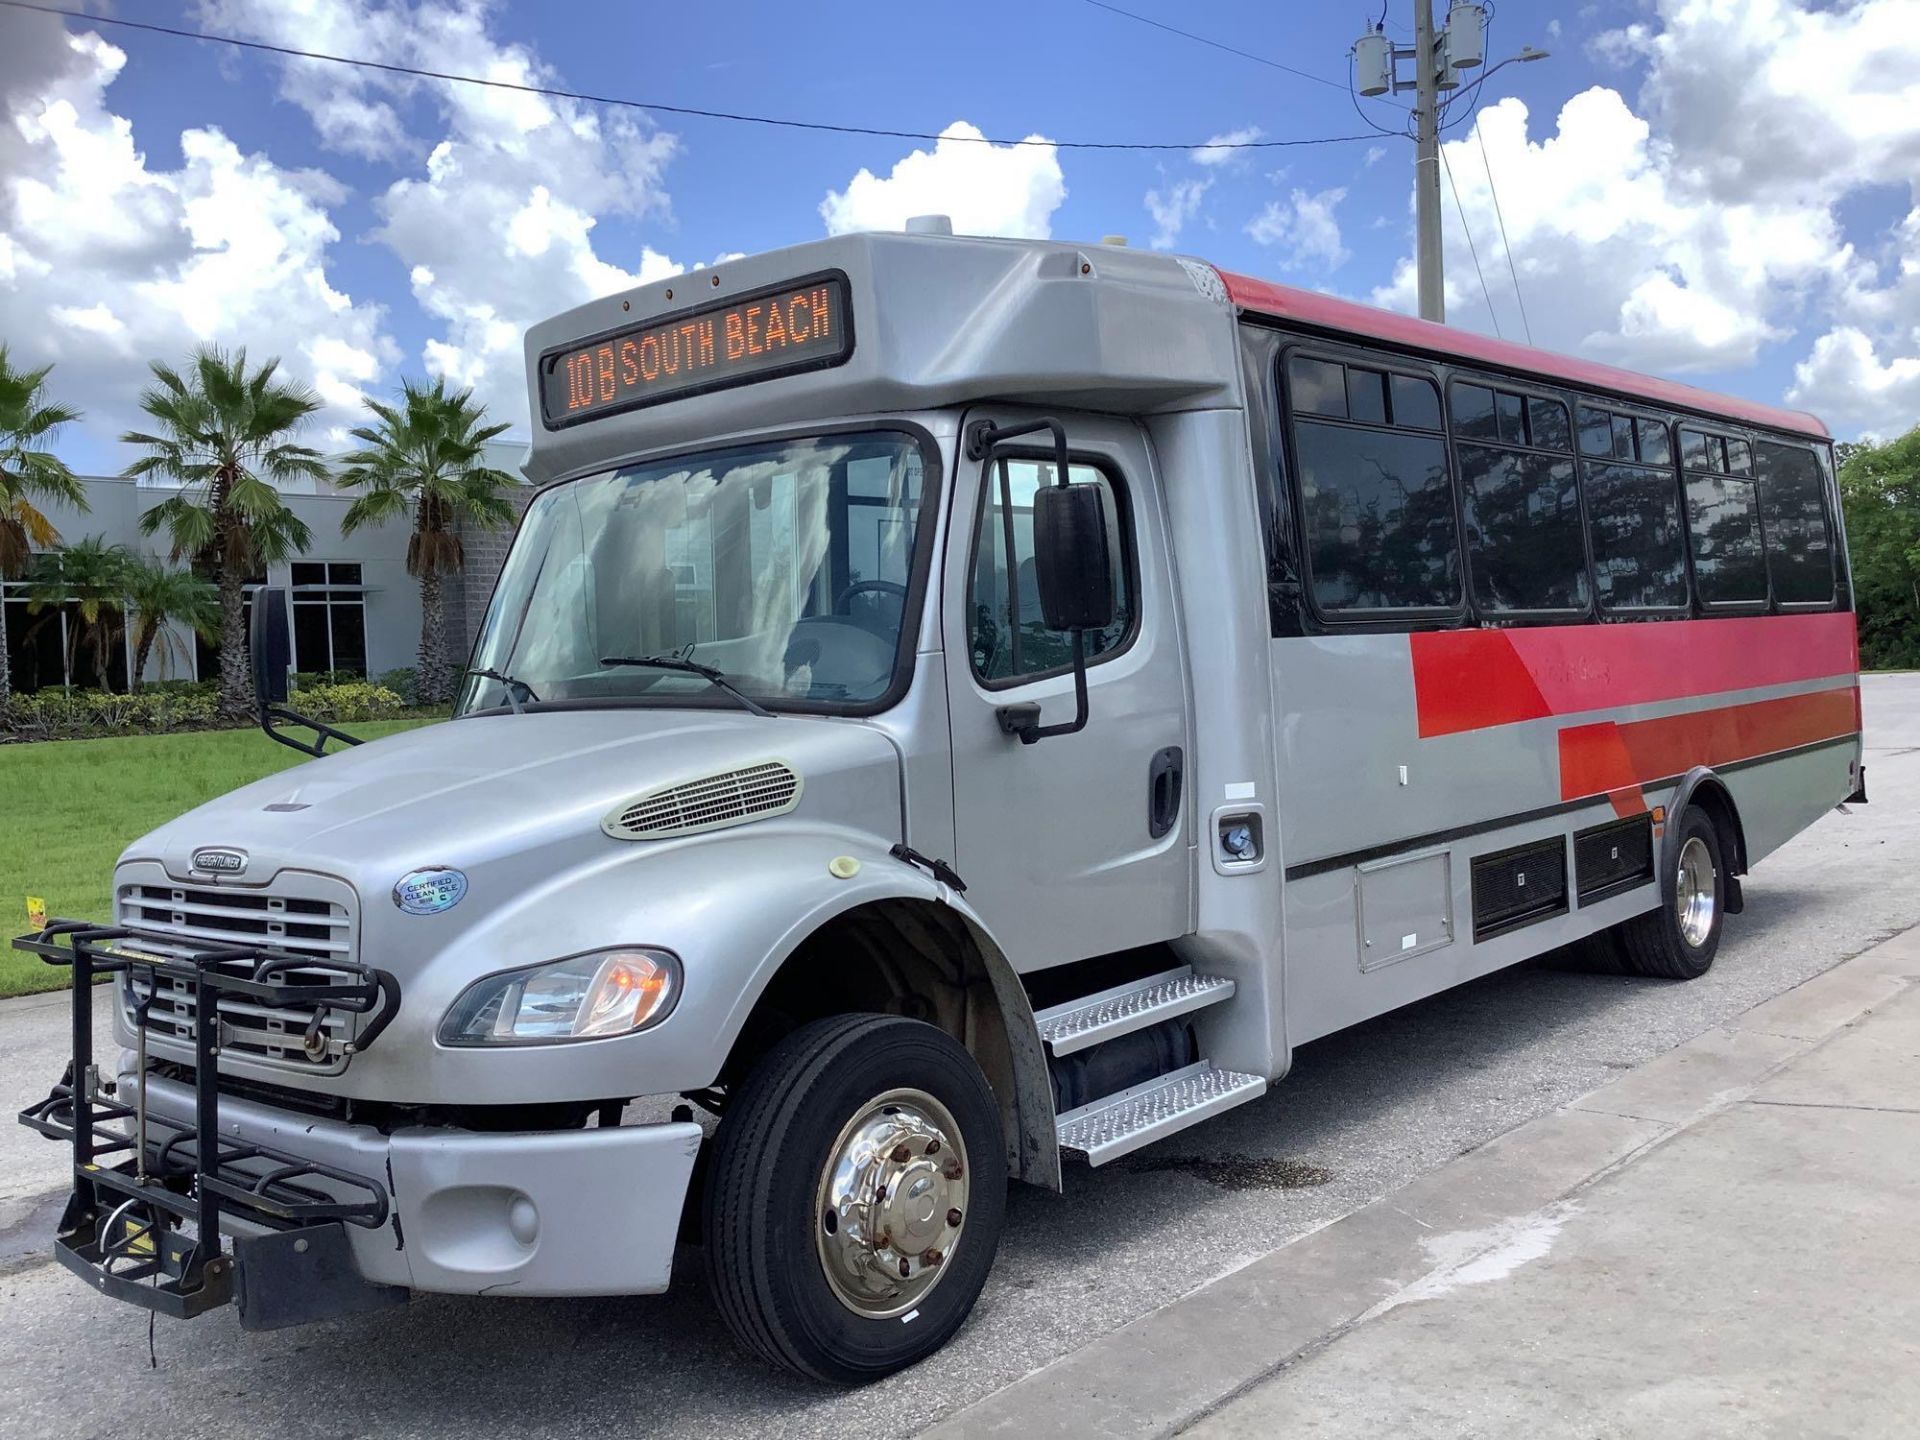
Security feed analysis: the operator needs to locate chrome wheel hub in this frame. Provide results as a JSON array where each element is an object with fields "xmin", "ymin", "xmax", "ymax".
[
  {"xmin": 815, "ymin": 1088, "xmax": 968, "ymax": 1318},
  {"xmin": 1675, "ymin": 835, "xmax": 1717, "ymax": 948}
]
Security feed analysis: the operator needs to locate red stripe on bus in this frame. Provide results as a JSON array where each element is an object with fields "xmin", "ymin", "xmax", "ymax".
[
  {"xmin": 1557, "ymin": 687, "xmax": 1859, "ymax": 801},
  {"xmin": 1409, "ymin": 613, "xmax": 1858, "ymax": 738}
]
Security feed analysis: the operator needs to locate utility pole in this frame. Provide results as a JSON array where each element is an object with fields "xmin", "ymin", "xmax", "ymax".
[
  {"xmin": 1412, "ymin": 0, "xmax": 1444, "ymax": 323},
  {"xmin": 1352, "ymin": 6, "xmax": 1547, "ymax": 326}
]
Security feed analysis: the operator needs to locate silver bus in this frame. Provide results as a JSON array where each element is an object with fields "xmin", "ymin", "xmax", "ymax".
[{"xmin": 18, "ymin": 226, "xmax": 1862, "ymax": 1382}]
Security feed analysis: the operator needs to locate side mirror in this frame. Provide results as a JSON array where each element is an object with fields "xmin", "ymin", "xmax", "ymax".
[
  {"xmin": 1032, "ymin": 482, "xmax": 1116, "ymax": 633},
  {"xmin": 249, "ymin": 587, "xmax": 292, "ymax": 709}
]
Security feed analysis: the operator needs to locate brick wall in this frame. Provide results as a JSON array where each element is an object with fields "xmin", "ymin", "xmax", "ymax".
[{"xmin": 449, "ymin": 481, "xmax": 537, "ymax": 662}]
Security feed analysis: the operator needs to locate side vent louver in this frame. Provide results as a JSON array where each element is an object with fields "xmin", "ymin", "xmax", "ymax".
[{"xmin": 602, "ymin": 761, "xmax": 802, "ymax": 841}]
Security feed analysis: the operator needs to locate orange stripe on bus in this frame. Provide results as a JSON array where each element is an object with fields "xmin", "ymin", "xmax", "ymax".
[{"xmin": 1557, "ymin": 687, "xmax": 1859, "ymax": 801}]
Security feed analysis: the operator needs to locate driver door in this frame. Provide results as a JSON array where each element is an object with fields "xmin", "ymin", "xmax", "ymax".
[{"xmin": 942, "ymin": 408, "xmax": 1192, "ymax": 971}]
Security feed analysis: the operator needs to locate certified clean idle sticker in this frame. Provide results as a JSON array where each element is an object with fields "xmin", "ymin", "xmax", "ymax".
[{"xmin": 393, "ymin": 867, "xmax": 468, "ymax": 916}]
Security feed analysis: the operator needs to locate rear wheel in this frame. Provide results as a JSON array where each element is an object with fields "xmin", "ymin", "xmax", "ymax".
[
  {"xmin": 702, "ymin": 1014, "xmax": 1007, "ymax": 1383},
  {"xmin": 1617, "ymin": 808, "xmax": 1725, "ymax": 980}
]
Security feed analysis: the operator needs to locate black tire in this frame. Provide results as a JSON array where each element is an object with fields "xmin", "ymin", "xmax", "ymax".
[
  {"xmin": 702, "ymin": 1014, "xmax": 1007, "ymax": 1384},
  {"xmin": 1618, "ymin": 808, "xmax": 1725, "ymax": 980}
]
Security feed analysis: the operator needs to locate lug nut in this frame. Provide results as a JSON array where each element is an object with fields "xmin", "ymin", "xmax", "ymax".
[
  {"xmin": 898, "ymin": 1258, "xmax": 911, "ymax": 1278},
  {"xmin": 947, "ymin": 1208, "xmax": 963, "ymax": 1228},
  {"xmin": 925, "ymin": 1138, "xmax": 940, "ymax": 1156},
  {"xmin": 891, "ymin": 1143, "xmax": 911, "ymax": 1163},
  {"xmin": 925, "ymin": 1248, "xmax": 944, "ymax": 1266}
]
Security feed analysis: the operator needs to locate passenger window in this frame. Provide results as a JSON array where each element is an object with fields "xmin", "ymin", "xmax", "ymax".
[
  {"xmin": 1755, "ymin": 440, "xmax": 1835, "ymax": 605},
  {"xmin": 1611, "ymin": 414, "xmax": 1636, "ymax": 462},
  {"xmin": 1636, "ymin": 418, "xmax": 1671, "ymax": 468},
  {"xmin": 1347, "ymin": 368, "xmax": 1388, "ymax": 425},
  {"xmin": 1680, "ymin": 428, "xmax": 1710, "ymax": 472},
  {"xmin": 1459, "ymin": 444, "xmax": 1589, "ymax": 613},
  {"xmin": 1578, "ymin": 407, "xmax": 1613, "ymax": 457},
  {"xmin": 1528, "ymin": 398, "xmax": 1571, "ymax": 452},
  {"xmin": 1727, "ymin": 437, "xmax": 1753, "ymax": 475},
  {"xmin": 1289, "ymin": 356, "xmax": 1347, "ymax": 418},
  {"xmin": 1293, "ymin": 368, "xmax": 1460, "ymax": 614},
  {"xmin": 1496, "ymin": 392, "xmax": 1527, "ymax": 446},
  {"xmin": 1585, "ymin": 461, "xmax": 1688, "ymax": 611},
  {"xmin": 1391, "ymin": 374, "xmax": 1442, "ymax": 431},
  {"xmin": 1452, "ymin": 384, "xmax": 1497, "ymax": 443},
  {"xmin": 1686, "ymin": 473, "xmax": 1768, "ymax": 605},
  {"xmin": 968, "ymin": 459, "xmax": 1133, "ymax": 683}
]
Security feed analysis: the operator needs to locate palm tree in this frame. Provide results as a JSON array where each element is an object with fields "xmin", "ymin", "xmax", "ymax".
[
  {"xmin": 0, "ymin": 348, "xmax": 87, "ymax": 716},
  {"xmin": 125, "ymin": 559, "xmax": 220, "ymax": 685},
  {"xmin": 123, "ymin": 347, "xmax": 326, "ymax": 719},
  {"xmin": 24, "ymin": 537, "xmax": 132, "ymax": 691},
  {"xmin": 338, "ymin": 378, "xmax": 517, "ymax": 704}
]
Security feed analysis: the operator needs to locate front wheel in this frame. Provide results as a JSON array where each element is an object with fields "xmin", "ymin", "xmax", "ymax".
[
  {"xmin": 1617, "ymin": 808, "xmax": 1726, "ymax": 980},
  {"xmin": 702, "ymin": 1014, "xmax": 1007, "ymax": 1383}
]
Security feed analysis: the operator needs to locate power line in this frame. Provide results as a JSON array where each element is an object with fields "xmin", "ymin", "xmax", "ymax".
[
  {"xmin": 1474, "ymin": 117, "xmax": 1532, "ymax": 344},
  {"xmin": 1439, "ymin": 143, "xmax": 1502, "ymax": 338},
  {"xmin": 0, "ymin": 0, "xmax": 1380, "ymax": 153},
  {"xmin": 1079, "ymin": 0, "xmax": 1348, "ymax": 93}
]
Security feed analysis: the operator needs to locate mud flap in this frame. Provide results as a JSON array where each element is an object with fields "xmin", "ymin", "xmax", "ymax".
[{"xmin": 234, "ymin": 1223, "xmax": 408, "ymax": 1331}]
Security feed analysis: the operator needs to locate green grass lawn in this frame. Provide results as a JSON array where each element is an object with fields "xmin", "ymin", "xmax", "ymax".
[{"xmin": 0, "ymin": 719, "xmax": 438, "ymax": 998}]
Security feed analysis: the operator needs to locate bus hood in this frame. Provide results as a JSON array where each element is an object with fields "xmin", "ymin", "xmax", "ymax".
[{"xmin": 117, "ymin": 709, "xmax": 904, "ymax": 906}]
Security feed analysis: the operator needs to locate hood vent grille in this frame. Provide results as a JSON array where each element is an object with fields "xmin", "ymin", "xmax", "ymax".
[{"xmin": 603, "ymin": 761, "xmax": 802, "ymax": 841}]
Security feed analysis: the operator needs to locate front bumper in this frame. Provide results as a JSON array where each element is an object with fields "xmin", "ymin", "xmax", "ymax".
[{"xmin": 133, "ymin": 1073, "xmax": 703, "ymax": 1297}]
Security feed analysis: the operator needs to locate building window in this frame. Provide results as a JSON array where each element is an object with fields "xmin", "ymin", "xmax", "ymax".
[
  {"xmin": 1452, "ymin": 384, "xmax": 1588, "ymax": 616},
  {"xmin": 967, "ymin": 458, "xmax": 1133, "ymax": 684},
  {"xmin": 291, "ymin": 562, "xmax": 368, "ymax": 676},
  {"xmin": 1288, "ymin": 355, "xmax": 1460, "ymax": 615}
]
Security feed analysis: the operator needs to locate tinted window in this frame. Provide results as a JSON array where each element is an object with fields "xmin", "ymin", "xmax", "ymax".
[
  {"xmin": 1680, "ymin": 428, "xmax": 1710, "ymax": 471},
  {"xmin": 1295, "ymin": 421, "xmax": 1460, "ymax": 612},
  {"xmin": 1585, "ymin": 462, "xmax": 1687, "ymax": 610},
  {"xmin": 1579, "ymin": 407, "xmax": 1613, "ymax": 457},
  {"xmin": 1453, "ymin": 384, "xmax": 1497, "ymax": 442},
  {"xmin": 969, "ymin": 460, "xmax": 1132, "ymax": 682},
  {"xmin": 1609, "ymin": 414, "xmax": 1635, "ymax": 462},
  {"xmin": 1347, "ymin": 368, "xmax": 1388, "ymax": 425},
  {"xmin": 1529, "ymin": 398, "xmax": 1571, "ymax": 452},
  {"xmin": 1392, "ymin": 374, "xmax": 1442, "ymax": 430},
  {"xmin": 1496, "ymin": 391, "xmax": 1527, "ymax": 446},
  {"xmin": 1756, "ymin": 440, "xmax": 1834, "ymax": 605},
  {"xmin": 1289, "ymin": 356, "xmax": 1346, "ymax": 418},
  {"xmin": 1687, "ymin": 474, "xmax": 1767, "ymax": 604},
  {"xmin": 1728, "ymin": 437, "xmax": 1753, "ymax": 475},
  {"xmin": 1636, "ymin": 418, "xmax": 1671, "ymax": 468},
  {"xmin": 1459, "ymin": 445, "xmax": 1589, "ymax": 612}
]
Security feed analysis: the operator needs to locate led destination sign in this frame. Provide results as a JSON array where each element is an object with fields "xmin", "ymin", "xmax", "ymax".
[{"xmin": 540, "ymin": 274, "xmax": 852, "ymax": 425}]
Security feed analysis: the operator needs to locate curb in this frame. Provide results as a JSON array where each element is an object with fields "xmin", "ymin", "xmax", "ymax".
[{"xmin": 926, "ymin": 927, "xmax": 1920, "ymax": 1439}]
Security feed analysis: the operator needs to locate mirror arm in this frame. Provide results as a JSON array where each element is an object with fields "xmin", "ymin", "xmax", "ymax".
[{"xmin": 258, "ymin": 704, "xmax": 365, "ymax": 758}]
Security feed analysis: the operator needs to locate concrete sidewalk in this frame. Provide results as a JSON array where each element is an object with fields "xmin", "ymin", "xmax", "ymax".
[{"xmin": 933, "ymin": 928, "xmax": 1920, "ymax": 1439}]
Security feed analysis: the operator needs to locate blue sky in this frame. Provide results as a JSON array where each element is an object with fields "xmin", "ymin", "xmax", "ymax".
[{"xmin": 3, "ymin": 0, "xmax": 1917, "ymax": 472}]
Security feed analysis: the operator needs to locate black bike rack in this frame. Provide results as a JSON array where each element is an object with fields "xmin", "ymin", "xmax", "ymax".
[{"xmin": 13, "ymin": 921, "xmax": 405, "ymax": 1326}]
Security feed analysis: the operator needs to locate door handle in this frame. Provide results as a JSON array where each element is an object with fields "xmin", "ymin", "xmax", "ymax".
[{"xmin": 1148, "ymin": 746, "xmax": 1183, "ymax": 839}]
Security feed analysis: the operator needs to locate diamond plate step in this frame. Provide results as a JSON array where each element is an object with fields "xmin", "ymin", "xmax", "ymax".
[
  {"xmin": 1032, "ymin": 967, "xmax": 1236, "ymax": 1056},
  {"xmin": 1055, "ymin": 1061, "xmax": 1266, "ymax": 1167}
]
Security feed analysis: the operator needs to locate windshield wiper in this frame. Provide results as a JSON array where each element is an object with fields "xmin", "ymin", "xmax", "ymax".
[
  {"xmin": 600, "ymin": 655, "xmax": 775, "ymax": 718},
  {"xmin": 465, "ymin": 666, "xmax": 541, "ymax": 715}
]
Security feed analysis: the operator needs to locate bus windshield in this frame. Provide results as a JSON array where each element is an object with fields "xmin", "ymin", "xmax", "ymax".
[{"xmin": 460, "ymin": 431, "xmax": 929, "ymax": 716}]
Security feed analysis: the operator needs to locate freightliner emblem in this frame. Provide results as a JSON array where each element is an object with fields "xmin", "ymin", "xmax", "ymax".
[
  {"xmin": 394, "ymin": 867, "xmax": 468, "ymax": 916},
  {"xmin": 191, "ymin": 847, "xmax": 248, "ymax": 876}
]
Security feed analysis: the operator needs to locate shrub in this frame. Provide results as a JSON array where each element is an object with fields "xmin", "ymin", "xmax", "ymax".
[
  {"xmin": 374, "ymin": 667, "xmax": 420, "ymax": 706},
  {"xmin": 2, "ymin": 686, "xmax": 221, "ymax": 741},
  {"xmin": 295, "ymin": 681, "xmax": 408, "ymax": 723}
]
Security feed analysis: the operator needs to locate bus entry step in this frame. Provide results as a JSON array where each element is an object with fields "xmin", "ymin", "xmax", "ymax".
[
  {"xmin": 1055, "ymin": 1061, "xmax": 1266, "ymax": 1166},
  {"xmin": 1033, "ymin": 966, "xmax": 1236, "ymax": 1056}
]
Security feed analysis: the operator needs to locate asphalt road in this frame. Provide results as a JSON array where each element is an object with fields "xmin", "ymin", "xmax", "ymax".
[{"xmin": 2, "ymin": 674, "xmax": 1917, "ymax": 1440}]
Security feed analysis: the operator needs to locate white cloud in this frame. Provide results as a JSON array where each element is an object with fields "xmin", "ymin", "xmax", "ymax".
[
  {"xmin": 0, "ymin": 13, "xmax": 396, "ymax": 454},
  {"xmin": 1364, "ymin": 145, "xmax": 1387, "ymax": 167},
  {"xmin": 1247, "ymin": 187, "xmax": 1350, "ymax": 271},
  {"xmin": 199, "ymin": 0, "xmax": 682, "ymax": 432},
  {"xmin": 1192, "ymin": 127, "xmax": 1262, "ymax": 167},
  {"xmin": 1369, "ymin": 0, "xmax": 1920, "ymax": 438},
  {"xmin": 819, "ymin": 122, "xmax": 1065, "ymax": 240},
  {"xmin": 1144, "ymin": 177, "xmax": 1211, "ymax": 250}
]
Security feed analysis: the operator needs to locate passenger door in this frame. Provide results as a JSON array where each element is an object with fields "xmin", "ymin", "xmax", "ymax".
[{"xmin": 942, "ymin": 408, "xmax": 1192, "ymax": 970}]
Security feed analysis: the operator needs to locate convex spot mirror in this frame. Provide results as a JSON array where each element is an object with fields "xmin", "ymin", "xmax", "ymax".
[
  {"xmin": 1032, "ymin": 481, "xmax": 1115, "ymax": 633},
  {"xmin": 250, "ymin": 586, "xmax": 292, "ymax": 708}
]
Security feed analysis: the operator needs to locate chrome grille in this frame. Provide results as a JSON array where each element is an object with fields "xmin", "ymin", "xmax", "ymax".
[
  {"xmin": 602, "ymin": 761, "xmax": 802, "ymax": 840},
  {"xmin": 115, "ymin": 880, "xmax": 360, "ymax": 1074}
]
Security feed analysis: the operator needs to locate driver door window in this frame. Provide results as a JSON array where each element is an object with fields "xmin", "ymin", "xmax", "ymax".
[{"xmin": 967, "ymin": 458, "xmax": 1133, "ymax": 684}]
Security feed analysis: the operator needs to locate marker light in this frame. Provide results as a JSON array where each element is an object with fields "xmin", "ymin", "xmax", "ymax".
[{"xmin": 440, "ymin": 949, "xmax": 680, "ymax": 1045}]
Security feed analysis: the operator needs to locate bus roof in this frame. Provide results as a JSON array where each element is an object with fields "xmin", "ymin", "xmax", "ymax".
[{"xmin": 1217, "ymin": 269, "xmax": 1829, "ymax": 441}]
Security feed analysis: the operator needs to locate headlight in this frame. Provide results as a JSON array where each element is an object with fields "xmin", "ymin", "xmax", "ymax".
[{"xmin": 439, "ymin": 948, "xmax": 680, "ymax": 1045}]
